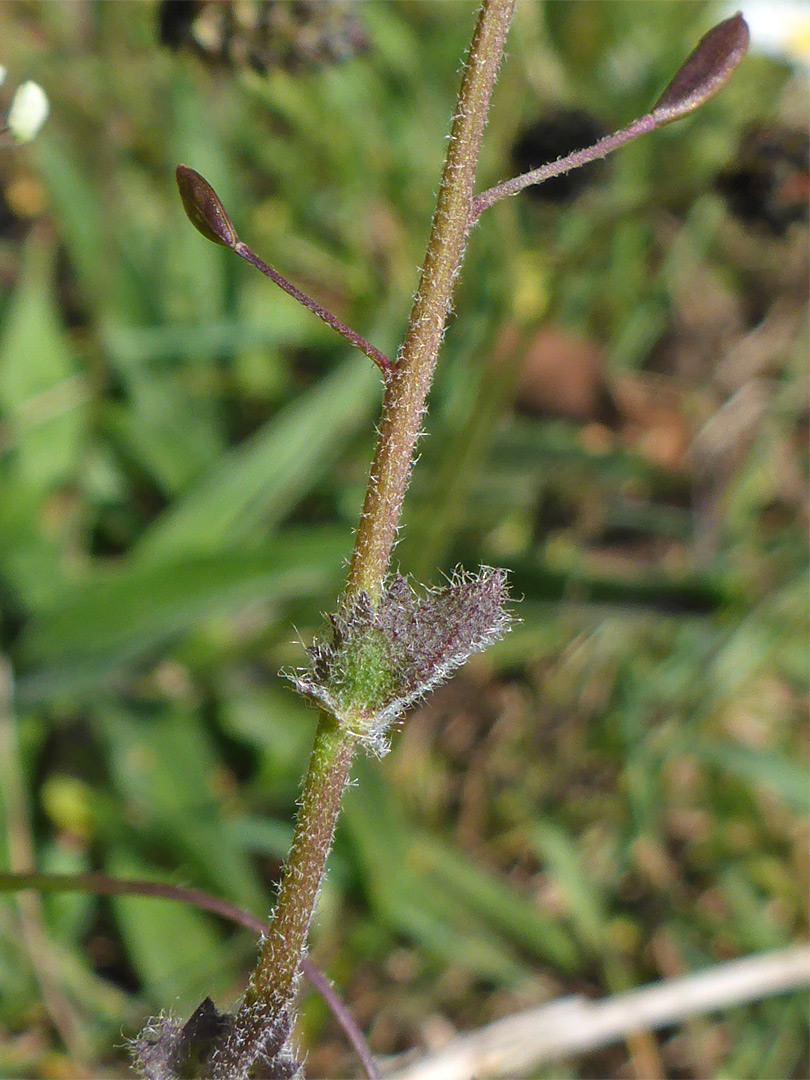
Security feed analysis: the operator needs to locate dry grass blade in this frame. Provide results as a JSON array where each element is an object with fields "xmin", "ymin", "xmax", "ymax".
[{"xmin": 383, "ymin": 946, "xmax": 810, "ymax": 1080}]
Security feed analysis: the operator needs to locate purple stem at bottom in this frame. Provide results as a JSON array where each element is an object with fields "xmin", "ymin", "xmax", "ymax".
[{"xmin": 0, "ymin": 871, "xmax": 379, "ymax": 1080}]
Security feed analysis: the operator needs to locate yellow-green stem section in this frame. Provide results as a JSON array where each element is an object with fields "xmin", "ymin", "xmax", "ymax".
[
  {"xmin": 345, "ymin": 0, "xmax": 515, "ymax": 603},
  {"xmin": 213, "ymin": 717, "xmax": 358, "ymax": 1078}
]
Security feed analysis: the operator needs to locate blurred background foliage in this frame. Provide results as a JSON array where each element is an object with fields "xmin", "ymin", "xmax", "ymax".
[{"xmin": 0, "ymin": 2, "xmax": 807, "ymax": 1077}]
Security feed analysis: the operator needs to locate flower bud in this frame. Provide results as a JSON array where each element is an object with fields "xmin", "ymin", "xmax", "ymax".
[
  {"xmin": 7, "ymin": 81, "xmax": 49, "ymax": 143},
  {"xmin": 175, "ymin": 164, "xmax": 239, "ymax": 248},
  {"xmin": 652, "ymin": 13, "xmax": 749, "ymax": 127}
]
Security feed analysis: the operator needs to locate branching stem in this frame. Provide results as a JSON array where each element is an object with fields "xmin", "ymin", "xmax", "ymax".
[
  {"xmin": 212, "ymin": 3, "xmax": 517, "ymax": 1076},
  {"xmin": 235, "ymin": 242, "xmax": 394, "ymax": 376},
  {"xmin": 345, "ymin": 0, "xmax": 516, "ymax": 603},
  {"xmin": 167, "ymin": 6, "xmax": 752, "ymax": 1078},
  {"xmin": 470, "ymin": 114, "xmax": 656, "ymax": 222}
]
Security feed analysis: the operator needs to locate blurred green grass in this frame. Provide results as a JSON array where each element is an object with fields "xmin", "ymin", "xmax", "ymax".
[{"xmin": 0, "ymin": 2, "xmax": 807, "ymax": 1077}]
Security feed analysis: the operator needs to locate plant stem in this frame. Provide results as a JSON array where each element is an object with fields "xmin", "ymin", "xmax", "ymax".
[
  {"xmin": 235, "ymin": 241, "xmax": 394, "ymax": 376},
  {"xmin": 211, "ymin": 4, "xmax": 516, "ymax": 1075},
  {"xmin": 345, "ymin": 0, "xmax": 516, "ymax": 604},
  {"xmin": 212, "ymin": 716, "xmax": 358, "ymax": 1080},
  {"xmin": 470, "ymin": 114, "xmax": 656, "ymax": 222},
  {"xmin": 469, "ymin": 12, "xmax": 750, "ymax": 223}
]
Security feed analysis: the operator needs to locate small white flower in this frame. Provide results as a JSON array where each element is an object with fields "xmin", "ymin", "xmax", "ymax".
[{"xmin": 6, "ymin": 80, "xmax": 49, "ymax": 143}]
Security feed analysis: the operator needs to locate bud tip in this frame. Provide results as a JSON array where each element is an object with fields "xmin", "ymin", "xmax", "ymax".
[{"xmin": 175, "ymin": 164, "xmax": 239, "ymax": 248}]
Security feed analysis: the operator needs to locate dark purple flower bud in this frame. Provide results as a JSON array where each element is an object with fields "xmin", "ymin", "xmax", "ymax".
[
  {"xmin": 651, "ymin": 13, "xmax": 749, "ymax": 127},
  {"xmin": 175, "ymin": 164, "xmax": 239, "ymax": 248}
]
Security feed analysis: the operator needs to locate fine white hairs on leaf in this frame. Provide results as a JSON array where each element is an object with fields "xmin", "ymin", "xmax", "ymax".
[{"xmin": 291, "ymin": 566, "xmax": 511, "ymax": 749}]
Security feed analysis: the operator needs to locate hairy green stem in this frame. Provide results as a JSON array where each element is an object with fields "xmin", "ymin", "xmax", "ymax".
[
  {"xmin": 345, "ymin": 0, "xmax": 515, "ymax": 603},
  {"xmin": 210, "ymin": 4, "xmax": 515, "ymax": 1076},
  {"xmin": 211, "ymin": 716, "xmax": 358, "ymax": 1079}
]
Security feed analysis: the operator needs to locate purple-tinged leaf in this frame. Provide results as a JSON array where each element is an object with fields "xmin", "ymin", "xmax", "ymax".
[
  {"xmin": 652, "ymin": 13, "xmax": 749, "ymax": 127},
  {"xmin": 134, "ymin": 998, "xmax": 233, "ymax": 1080},
  {"xmin": 292, "ymin": 567, "xmax": 511, "ymax": 750},
  {"xmin": 175, "ymin": 164, "xmax": 239, "ymax": 248}
]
